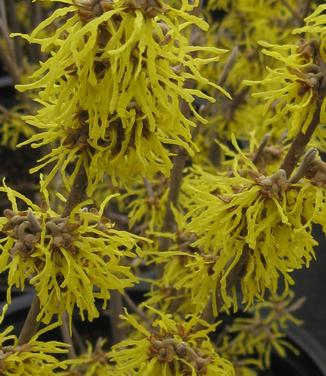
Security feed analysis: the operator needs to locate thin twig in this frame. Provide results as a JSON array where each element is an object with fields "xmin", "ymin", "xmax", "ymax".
[
  {"xmin": 60, "ymin": 312, "xmax": 77, "ymax": 358},
  {"xmin": 160, "ymin": 0, "xmax": 203, "ymax": 245},
  {"xmin": 29, "ymin": 2, "xmax": 43, "ymax": 64},
  {"xmin": 252, "ymin": 133, "xmax": 270, "ymax": 165},
  {"xmin": 161, "ymin": 147, "xmax": 188, "ymax": 237},
  {"xmin": 208, "ymin": 46, "xmax": 239, "ymax": 166},
  {"xmin": 6, "ymin": 1, "xmax": 23, "ymax": 65},
  {"xmin": 72, "ymin": 322, "xmax": 87, "ymax": 354},
  {"xmin": 281, "ymin": 100, "xmax": 322, "ymax": 178},
  {"xmin": 108, "ymin": 212, "xmax": 129, "ymax": 224},
  {"xmin": 0, "ymin": 0, "xmax": 12, "ymax": 49},
  {"xmin": 0, "ymin": 0, "xmax": 21, "ymax": 83},
  {"xmin": 18, "ymin": 296, "xmax": 40, "ymax": 345},
  {"xmin": 289, "ymin": 147, "xmax": 317, "ymax": 184},
  {"xmin": 109, "ymin": 291, "xmax": 125, "ymax": 344},
  {"xmin": 0, "ymin": 103, "xmax": 7, "ymax": 113},
  {"xmin": 122, "ymin": 292, "xmax": 150, "ymax": 326},
  {"xmin": 62, "ymin": 164, "xmax": 88, "ymax": 217},
  {"xmin": 301, "ymin": 0, "xmax": 312, "ymax": 19},
  {"xmin": 218, "ymin": 46, "xmax": 239, "ymax": 87}
]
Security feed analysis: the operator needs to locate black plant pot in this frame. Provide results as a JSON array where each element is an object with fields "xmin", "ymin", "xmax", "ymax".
[
  {"xmin": 1, "ymin": 293, "xmax": 326, "ymax": 376},
  {"xmin": 260, "ymin": 324, "xmax": 326, "ymax": 376}
]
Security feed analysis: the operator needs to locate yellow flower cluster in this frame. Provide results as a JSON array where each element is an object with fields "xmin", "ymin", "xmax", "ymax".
[
  {"xmin": 245, "ymin": 4, "xmax": 326, "ymax": 139},
  {"xmin": 109, "ymin": 308, "xmax": 235, "ymax": 375},
  {"xmin": 15, "ymin": 0, "xmax": 227, "ymax": 194},
  {"xmin": 296, "ymin": 4, "xmax": 326, "ymax": 60},
  {"xmin": 0, "ymin": 322, "xmax": 68, "ymax": 375},
  {"xmin": 180, "ymin": 151, "xmax": 325, "ymax": 314},
  {"xmin": 0, "ymin": 182, "xmax": 143, "ymax": 326}
]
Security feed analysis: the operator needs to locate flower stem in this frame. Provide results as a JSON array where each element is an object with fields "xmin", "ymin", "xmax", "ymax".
[
  {"xmin": 63, "ymin": 164, "xmax": 88, "ymax": 217},
  {"xmin": 281, "ymin": 101, "xmax": 321, "ymax": 178},
  {"xmin": 109, "ymin": 291, "xmax": 125, "ymax": 344},
  {"xmin": 289, "ymin": 147, "xmax": 317, "ymax": 183},
  {"xmin": 122, "ymin": 292, "xmax": 149, "ymax": 326},
  {"xmin": 60, "ymin": 312, "xmax": 77, "ymax": 358},
  {"xmin": 161, "ymin": 147, "xmax": 188, "ymax": 236},
  {"xmin": 252, "ymin": 133, "xmax": 270, "ymax": 165},
  {"xmin": 18, "ymin": 295, "xmax": 40, "ymax": 345}
]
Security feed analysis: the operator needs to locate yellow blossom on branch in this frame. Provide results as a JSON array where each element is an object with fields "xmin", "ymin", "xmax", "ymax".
[
  {"xmin": 109, "ymin": 307, "xmax": 235, "ymax": 375},
  {"xmin": 0, "ymin": 322, "xmax": 68, "ymax": 375},
  {"xmin": 0, "ymin": 181, "xmax": 145, "ymax": 326},
  {"xmin": 244, "ymin": 5, "xmax": 326, "ymax": 140},
  {"xmin": 15, "ymin": 0, "xmax": 228, "ymax": 193},
  {"xmin": 182, "ymin": 150, "xmax": 326, "ymax": 314},
  {"xmin": 294, "ymin": 4, "xmax": 326, "ymax": 60}
]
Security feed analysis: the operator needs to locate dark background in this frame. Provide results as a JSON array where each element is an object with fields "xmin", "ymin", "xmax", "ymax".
[{"xmin": 293, "ymin": 228, "xmax": 326, "ymax": 348}]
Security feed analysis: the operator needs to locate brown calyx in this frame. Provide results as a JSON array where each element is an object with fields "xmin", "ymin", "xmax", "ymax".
[
  {"xmin": 73, "ymin": 0, "xmax": 114, "ymax": 22},
  {"xmin": 73, "ymin": 0, "xmax": 165, "ymax": 22},
  {"xmin": 149, "ymin": 335, "xmax": 210, "ymax": 373},
  {"xmin": 256, "ymin": 169, "xmax": 289, "ymax": 198},
  {"xmin": 125, "ymin": 0, "xmax": 166, "ymax": 17},
  {"xmin": 304, "ymin": 159, "xmax": 326, "ymax": 186},
  {"xmin": 253, "ymin": 143, "xmax": 284, "ymax": 172},
  {"xmin": 294, "ymin": 38, "xmax": 326, "ymax": 97},
  {"xmin": 2, "ymin": 209, "xmax": 80, "ymax": 257},
  {"xmin": 297, "ymin": 38, "xmax": 320, "ymax": 60}
]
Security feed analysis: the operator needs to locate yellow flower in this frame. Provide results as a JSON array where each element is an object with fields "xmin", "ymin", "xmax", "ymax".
[
  {"xmin": 15, "ymin": 0, "xmax": 228, "ymax": 194},
  {"xmin": 109, "ymin": 307, "xmax": 235, "ymax": 375},
  {"xmin": 0, "ymin": 181, "xmax": 144, "ymax": 326},
  {"xmin": 0, "ymin": 322, "xmax": 68, "ymax": 375},
  {"xmin": 182, "ymin": 149, "xmax": 325, "ymax": 313},
  {"xmin": 294, "ymin": 4, "xmax": 326, "ymax": 61},
  {"xmin": 244, "ymin": 6, "xmax": 325, "ymax": 139}
]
